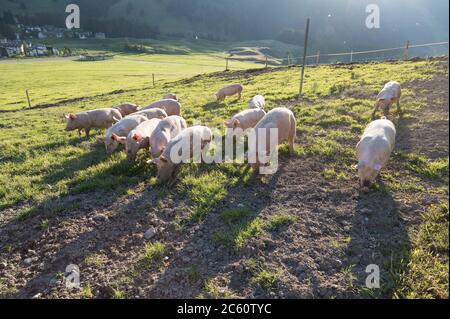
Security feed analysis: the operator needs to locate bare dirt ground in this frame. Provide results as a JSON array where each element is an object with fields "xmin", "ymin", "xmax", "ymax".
[{"xmin": 0, "ymin": 59, "xmax": 448, "ymax": 299}]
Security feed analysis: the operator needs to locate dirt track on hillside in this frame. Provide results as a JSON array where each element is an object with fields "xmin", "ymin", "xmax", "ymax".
[{"xmin": 0, "ymin": 59, "xmax": 448, "ymax": 299}]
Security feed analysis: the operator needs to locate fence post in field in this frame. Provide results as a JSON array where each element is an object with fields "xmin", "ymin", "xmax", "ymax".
[
  {"xmin": 152, "ymin": 73, "xmax": 155, "ymax": 87},
  {"xmin": 265, "ymin": 55, "xmax": 268, "ymax": 68},
  {"xmin": 316, "ymin": 50, "xmax": 320, "ymax": 64},
  {"xmin": 403, "ymin": 40, "xmax": 410, "ymax": 60},
  {"xmin": 299, "ymin": 17, "xmax": 310, "ymax": 98},
  {"xmin": 25, "ymin": 90, "xmax": 32, "ymax": 108},
  {"xmin": 225, "ymin": 57, "xmax": 229, "ymax": 71},
  {"xmin": 350, "ymin": 50, "xmax": 353, "ymax": 63},
  {"xmin": 287, "ymin": 54, "xmax": 290, "ymax": 66}
]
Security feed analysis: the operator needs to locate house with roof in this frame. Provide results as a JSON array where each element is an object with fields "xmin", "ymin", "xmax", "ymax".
[
  {"xmin": 95, "ymin": 32, "xmax": 106, "ymax": 39},
  {"xmin": 0, "ymin": 40, "xmax": 25, "ymax": 57},
  {"xmin": 28, "ymin": 44, "xmax": 48, "ymax": 56}
]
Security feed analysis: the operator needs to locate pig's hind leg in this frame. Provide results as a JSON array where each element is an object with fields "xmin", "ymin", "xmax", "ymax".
[
  {"xmin": 396, "ymin": 97, "xmax": 402, "ymax": 116},
  {"xmin": 288, "ymin": 119, "xmax": 296, "ymax": 155},
  {"xmin": 371, "ymin": 101, "xmax": 380, "ymax": 120}
]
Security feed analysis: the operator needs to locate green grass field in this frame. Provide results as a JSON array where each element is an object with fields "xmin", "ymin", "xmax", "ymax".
[
  {"xmin": 0, "ymin": 37, "xmax": 304, "ymax": 110},
  {"xmin": 0, "ymin": 52, "xmax": 258, "ymax": 110},
  {"xmin": 0, "ymin": 52, "xmax": 448, "ymax": 299}
]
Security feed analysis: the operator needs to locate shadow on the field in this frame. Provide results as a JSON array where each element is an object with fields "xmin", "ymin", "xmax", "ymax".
[
  {"xmin": 1, "ymin": 142, "xmax": 155, "ymax": 297},
  {"xmin": 142, "ymin": 161, "xmax": 288, "ymax": 298},
  {"xmin": 344, "ymin": 182, "xmax": 410, "ymax": 298},
  {"xmin": 203, "ymin": 101, "xmax": 225, "ymax": 111},
  {"xmin": 395, "ymin": 114, "xmax": 413, "ymax": 155}
]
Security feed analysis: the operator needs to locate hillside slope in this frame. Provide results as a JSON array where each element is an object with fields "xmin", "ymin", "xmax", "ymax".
[
  {"xmin": 0, "ymin": 57, "xmax": 448, "ymax": 299},
  {"xmin": 1, "ymin": 0, "xmax": 448, "ymax": 48}
]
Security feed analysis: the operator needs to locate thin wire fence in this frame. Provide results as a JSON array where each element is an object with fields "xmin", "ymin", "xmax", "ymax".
[
  {"xmin": 275, "ymin": 41, "xmax": 449, "ymax": 66},
  {"xmin": 115, "ymin": 40, "xmax": 448, "ymax": 90},
  {"xmin": 116, "ymin": 40, "xmax": 448, "ymax": 73}
]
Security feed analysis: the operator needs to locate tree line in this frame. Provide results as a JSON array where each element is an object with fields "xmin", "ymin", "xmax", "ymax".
[{"xmin": 0, "ymin": 9, "xmax": 160, "ymax": 39}]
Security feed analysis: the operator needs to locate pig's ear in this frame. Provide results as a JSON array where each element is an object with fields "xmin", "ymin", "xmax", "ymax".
[
  {"xmin": 69, "ymin": 113, "xmax": 77, "ymax": 120},
  {"xmin": 232, "ymin": 119, "xmax": 240, "ymax": 128},
  {"xmin": 112, "ymin": 116, "xmax": 120, "ymax": 124},
  {"xmin": 132, "ymin": 132, "xmax": 142, "ymax": 142},
  {"xmin": 374, "ymin": 163, "xmax": 382, "ymax": 171},
  {"xmin": 111, "ymin": 133, "xmax": 125, "ymax": 142},
  {"xmin": 160, "ymin": 155, "xmax": 168, "ymax": 163},
  {"xmin": 64, "ymin": 113, "xmax": 70, "ymax": 120},
  {"xmin": 223, "ymin": 121, "xmax": 229, "ymax": 127}
]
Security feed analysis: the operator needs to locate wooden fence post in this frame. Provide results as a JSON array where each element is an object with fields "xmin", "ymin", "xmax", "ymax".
[
  {"xmin": 226, "ymin": 57, "xmax": 229, "ymax": 71},
  {"xmin": 403, "ymin": 40, "xmax": 410, "ymax": 60},
  {"xmin": 299, "ymin": 18, "xmax": 310, "ymax": 98},
  {"xmin": 152, "ymin": 73, "xmax": 155, "ymax": 87},
  {"xmin": 316, "ymin": 50, "xmax": 320, "ymax": 64},
  {"xmin": 265, "ymin": 55, "xmax": 268, "ymax": 68},
  {"xmin": 25, "ymin": 90, "xmax": 32, "ymax": 108}
]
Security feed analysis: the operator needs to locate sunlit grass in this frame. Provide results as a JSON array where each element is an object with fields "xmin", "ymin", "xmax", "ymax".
[
  {"xmin": 214, "ymin": 207, "xmax": 264, "ymax": 249},
  {"xmin": 395, "ymin": 203, "xmax": 449, "ymax": 299},
  {"xmin": 140, "ymin": 241, "xmax": 165, "ymax": 267}
]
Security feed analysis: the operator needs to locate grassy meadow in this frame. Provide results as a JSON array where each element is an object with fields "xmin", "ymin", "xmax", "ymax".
[
  {"xmin": 0, "ymin": 53, "xmax": 448, "ymax": 298},
  {"xmin": 0, "ymin": 52, "xmax": 257, "ymax": 110}
]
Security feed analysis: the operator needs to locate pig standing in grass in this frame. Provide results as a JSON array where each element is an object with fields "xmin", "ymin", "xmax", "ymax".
[
  {"xmin": 163, "ymin": 93, "xmax": 177, "ymax": 101},
  {"xmin": 113, "ymin": 118, "xmax": 162, "ymax": 162},
  {"xmin": 216, "ymin": 84, "xmax": 243, "ymax": 102},
  {"xmin": 104, "ymin": 114, "xmax": 148, "ymax": 154},
  {"xmin": 249, "ymin": 107, "xmax": 296, "ymax": 173},
  {"xmin": 149, "ymin": 115, "xmax": 187, "ymax": 158},
  {"xmin": 64, "ymin": 108, "xmax": 122, "ymax": 138},
  {"xmin": 248, "ymin": 95, "xmax": 265, "ymax": 109},
  {"xmin": 141, "ymin": 99, "xmax": 181, "ymax": 116},
  {"xmin": 356, "ymin": 117, "xmax": 396, "ymax": 190},
  {"xmin": 224, "ymin": 108, "xmax": 266, "ymax": 140},
  {"xmin": 149, "ymin": 126, "xmax": 212, "ymax": 183},
  {"xmin": 372, "ymin": 81, "xmax": 402, "ymax": 119},
  {"xmin": 113, "ymin": 103, "xmax": 139, "ymax": 117},
  {"xmin": 128, "ymin": 108, "xmax": 168, "ymax": 120}
]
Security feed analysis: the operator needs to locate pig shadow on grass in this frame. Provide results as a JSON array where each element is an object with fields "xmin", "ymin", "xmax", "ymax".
[
  {"xmin": 11, "ymin": 175, "xmax": 159, "ymax": 298},
  {"xmin": 2, "ymin": 141, "xmax": 155, "ymax": 297},
  {"xmin": 395, "ymin": 115, "xmax": 413, "ymax": 155},
  {"xmin": 203, "ymin": 101, "xmax": 225, "ymax": 111},
  {"xmin": 143, "ymin": 162, "xmax": 287, "ymax": 298},
  {"xmin": 344, "ymin": 182, "xmax": 410, "ymax": 298},
  {"xmin": 204, "ymin": 98, "xmax": 242, "ymax": 112}
]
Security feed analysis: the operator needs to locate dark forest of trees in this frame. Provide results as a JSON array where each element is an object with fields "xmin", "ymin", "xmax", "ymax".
[{"xmin": 0, "ymin": 0, "xmax": 448, "ymax": 52}]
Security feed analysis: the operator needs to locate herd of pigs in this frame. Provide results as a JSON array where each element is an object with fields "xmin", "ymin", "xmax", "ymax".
[{"xmin": 64, "ymin": 81, "xmax": 402, "ymax": 189}]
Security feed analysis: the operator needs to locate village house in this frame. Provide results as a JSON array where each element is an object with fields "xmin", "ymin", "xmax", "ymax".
[
  {"xmin": 75, "ymin": 31, "xmax": 93, "ymax": 40},
  {"xmin": 0, "ymin": 39, "xmax": 62, "ymax": 58},
  {"xmin": 37, "ymin": 31, "xmax": 47, "ymax": 39},
  {"xmin": 28, "ymin": 44, "xmax": 48, "ymax": 56},
  {"xmin": 0, "ymin": 40, "xmax": 25, "ymax": 57},
  {"xmin": 95, "ymin": 32, "xmax": 106, "ymax": 39}
]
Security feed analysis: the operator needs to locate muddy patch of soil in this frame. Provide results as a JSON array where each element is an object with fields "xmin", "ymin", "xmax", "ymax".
[{"xmin": 0, "ymin": 60, "xmax": 448, "ymax": 299}]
